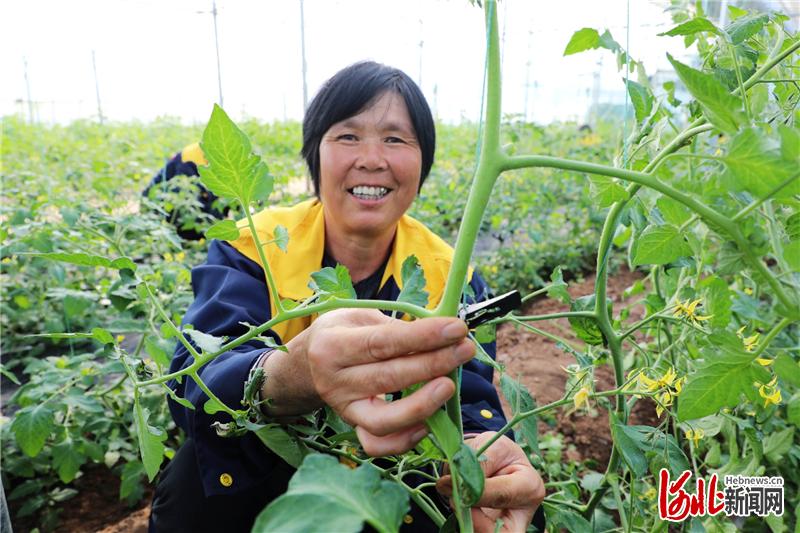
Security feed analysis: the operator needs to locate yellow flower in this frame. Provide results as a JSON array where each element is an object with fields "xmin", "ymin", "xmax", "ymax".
[
  {"xmin": 644, "ymin": 487, "xmax": 657, "ymax": 500},
  {"xmin": 743, "ymin": 287, "xmax": 753, "ymax": 295},
  {"xmin": 656, "ymin": 391, "xmax": 674, "ymax": 417},
  {"xmin": 673, "ymin": 299, "xmax": 713, "ymax": 326},
  {"xmin": 743, "ymin": 333, "xmax": 759, "ymax": 352},
  {"xmin": 758, "ymin": 377, "xmax": 781, "ymax": 407},
  {"xmin": 573, "ymin": 386, "xmax": 591, "ymax": 410},
  {"xmin": 756, "ymin": 358, "xmax": 773, "ymax": 366},
  {"xmin": 639, "ymin": 367, "xmax": 677, "ymax": 392},
  {"xmin": 640, "ymin": 367, "xmax": 684, "ymax": 417},
  {"xmin": 684, "ymin": 428, "xmax": 704, "ymax": 447},
  {"xmin": 176, "ymin": 251, "xmax": 186, "ymax": 262},
  {"xmin": 116, "ymin": 334, "xmax": 125, "ymax": 343}
]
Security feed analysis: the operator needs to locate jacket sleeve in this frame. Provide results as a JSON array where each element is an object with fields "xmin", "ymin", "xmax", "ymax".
[
  {"xmin": 167, "ymin": 239, "xmax": 284, "ymax": 496},
  {"xmin": 459, "ymin": 271, "xmax": 512, "ymax": 436}
]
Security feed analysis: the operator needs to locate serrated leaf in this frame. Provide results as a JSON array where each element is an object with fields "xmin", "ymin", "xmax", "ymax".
[
  {"xmin": 546, "ymin": 266, "xmax": 571, "ymax": 305},
  {"xmin": 590, "ymin": 177, "xmax": 629, "ymax": 208},
  {"xmin": 11, "ymin": 404, "xmax": 55, "ymax": 457},
  {"xmin": 29, "ymin": 252, "xmax": 136, "ymax": 272},
  {"xmin": 205, "ymin": 219, "xmax": 241, "ymax": 240},
  {"xmin": 52, "ymin": 439, "xmax": 85, "ymax": 483},
  {"xmin": 656, "ymin": 196, "xmax": 692, "ymax": 226},
  {"xmin": 700, "ymin": 276, "xmax": 732, "ymax": 329},
  {"xmin": 626, "ymin": 80, "xmax": 653, "ymax": 122},
  {"xmin": 543, "ymin": 503, "xmax": 593, "ymax": 532},
  {"xmin": 499, "ymin": 374, "xmax": 538, "ymax": 453},
  {"xmin": 610, "ymin": 422, "xmax": 648, "ymax": 477},
  {"xmin": 667, "ymin": 54, "xmax": 744, "ymax": 133},
  {"xmin": 763, "ymin": 427, "xmax": 794, "ymax": 463},
  {"xmin": 397, "ymin": 255, "xmax": 428, "ymax": 308},
  {"xmin": 659, "ymin": 17, "xmax": 720, "ymax": 37},
  {"xmin": 134, "ymin": 398, "xmax": 166, "ymax": 481},
  {"xmin": 677, "ymin": 347, "xmax": 770, "ymax": 421},
  {"xmin": 184, "ymin": 328, "xmax": 226, "ymax": 354},
  {"xmin": 724, "ymin": 13, "xmax": 768, "ymax": 44},
  {"xmin": 722, "ymin": 128, "xmax": 800, "ymax": 199},
  {"xmin": 253, "ymin": 454, "xmax": 408, "ymax": 533},
  {"xmin": 273, "ymin": 225, "xmax": 289, "ymax": 253},
  {"xmin": 198, "ymin": 104, "xmax": 273, "ymax": 205},
  {"xmin": 452, "ymin": 443, "xmax": 484, "ymax": 507},
  {"xmin": 308, "ymin": 264, "xmax": 357, "ymax": 302},
  {"xmin": 254, "ymin": 425, "xmax": 308, "ymax": 468},
  {"xmin": 563, "ymin": 28, "xmax": 600, "ymax": 55},
  {"xmin": 631, "ymin": 225, "xmax": 691, "ymax": 266},
  {"xmin": 774, "ymin": 354, "xmax": 800, "ymax": 388}
]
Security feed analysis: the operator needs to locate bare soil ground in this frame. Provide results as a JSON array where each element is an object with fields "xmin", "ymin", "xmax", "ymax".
[{"xmin": 21, "ymin": 266, "xmax": 657, "ymax": 532}]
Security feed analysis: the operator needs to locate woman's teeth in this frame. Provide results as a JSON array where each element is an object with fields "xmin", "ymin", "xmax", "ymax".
[{"xmin": 351, "ymin": 186, "xmax": 389, "ymax": 200}]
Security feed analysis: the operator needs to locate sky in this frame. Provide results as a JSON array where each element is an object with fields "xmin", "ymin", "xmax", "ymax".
[{"xmin": 2, "ymin": 0, "xmax": 798, "ymax": 125}]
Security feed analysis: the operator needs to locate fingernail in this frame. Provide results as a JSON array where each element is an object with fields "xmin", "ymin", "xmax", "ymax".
[{"xmin": 442, "ymin": 320, "xmax": 466, "ymax": 340}]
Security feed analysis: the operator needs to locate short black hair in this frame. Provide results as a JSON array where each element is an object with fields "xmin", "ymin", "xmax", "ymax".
[{"xmin": 301, "ymin": 61, "xmax": 435, "ymax": 196}]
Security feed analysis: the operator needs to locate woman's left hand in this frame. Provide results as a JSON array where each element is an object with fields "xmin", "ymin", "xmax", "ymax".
[{"xmin": 436, "ymin": 432, "xmax": 545, "ymax": 533}]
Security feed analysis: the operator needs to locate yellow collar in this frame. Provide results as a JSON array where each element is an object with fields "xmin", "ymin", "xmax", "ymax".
[{"xmin": 229, "ymin": 198, "xmax": 470, "ymax": 309}]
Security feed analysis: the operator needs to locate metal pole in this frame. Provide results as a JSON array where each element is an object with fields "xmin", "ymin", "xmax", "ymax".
[
  {"xmin": 23, "ymin": 57, "xmax": 34, "ymax": 123},
  {"xmin": 212, "ymin": 0, "xmax": 223, "ymax": 107},
  {"xmin": 300, "ymin": 0, "xmax": 308, "ymax": 111},
  {"xmin": 92, "ymin": 50, "xmax": 104, "ymax": 124}
]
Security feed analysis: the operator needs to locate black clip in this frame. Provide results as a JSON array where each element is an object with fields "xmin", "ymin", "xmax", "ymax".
[{"xmin": 459, "ymin": 290, "xmax": 521, "ymax": 329}]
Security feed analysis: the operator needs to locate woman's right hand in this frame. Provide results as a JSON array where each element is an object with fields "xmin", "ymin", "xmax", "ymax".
[{"xmin": 260, "ymin": 308, "xmax": 475, "ymax": 456}]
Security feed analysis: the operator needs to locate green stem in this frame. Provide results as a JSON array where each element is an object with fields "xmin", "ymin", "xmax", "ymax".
[
  {"xmin": 242, "ymin": 202, "xmax": 284, "ymax": 314},
  {"xmin": 731, "ymin": 172, "xmax": 800, "ymax": 221},
  {"xmin": 188, "ymin": 370, "xmax": 239, "ymax": 418},
  {"xmin": 489, "ymin": 310, "xmax": 595, "ymax": 325},
  {"xmin": 752, "ymin": 317, "xmax": 792, "ymax": 358},
  {"xmin": 509, "ymin": 317, "xmax": 583, "ymax": 352},
  {"xmin": 728, "ymin": 40, "xmax": 752, "ymax": 123}
]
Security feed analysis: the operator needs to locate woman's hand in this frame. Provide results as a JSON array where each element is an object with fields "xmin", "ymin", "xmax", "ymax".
[
  {"xmin": 436, "ymin": 432, "xmax": 545, "ymax": 533},
  {"xmin": 260, "ymin": 308, "xmax": 475, "ymax": 456}
]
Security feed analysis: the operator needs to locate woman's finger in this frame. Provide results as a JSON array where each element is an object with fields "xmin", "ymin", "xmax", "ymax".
[
  {"xmin": 355, "ymin": 423, "xmax": 429, "ymax": 456},
  {"xmin": 343, "ymin": 378, "xmax": 455, "ymax": 436},
  {"xmin": 319, "ymin": 316, "xmax": 469, "ymax": 367}
]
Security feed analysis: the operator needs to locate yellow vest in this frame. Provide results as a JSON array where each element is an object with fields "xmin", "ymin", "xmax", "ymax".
[{"xmin": 228, "ymin": 199, "xmax": 472, "ymax": 343}]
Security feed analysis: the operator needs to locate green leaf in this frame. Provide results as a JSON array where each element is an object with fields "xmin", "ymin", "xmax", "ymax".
[
  {"xmin": 203, "ymin": 398, "xmax": 225, "ymax": 415},
  {"xmin": 29, "ymin": 252, "xmax": 136, "ymax": 272},
  {"xmin": 722, "ymin": 128, "xmax": 800, "ymax": 200},
  {"xmin": 309, "ymin": 264, "xmax": 357, "ymax": 302},
  {"xmin": 778, "ymin": 124, "xmax": 800, "ymax": 161},
  {"xmin": 774, "ymin": 354, "xmax": 800, "ymax": 388},
  {"xmin": 631, "ymin": 224, "xmax": 691, "ymax": 266},
  {"xmin": 611, "ymin": 421, "xmax": 648, "ymax": 477},
  {"xmin": 546, "ymin": 266, "xmax": 571, "ymax": 305},
  {"xmin": 11, "ymin": 404, "xmax": 55, "ymax": 457},
  {"xmin": 667, "ymin": 54, "xmax": 744, "ymax": 133},
  {"xmin": 543, "ymin": 502, "xmax": 593, "ymax": 532},
  {"xmin": 205, "ymin": 219, "xmax": 241, "ymax": 240},
  {"xmin": 198, "ymin": 104, "xmax": 273, "ymax": 205},
  {"xmin": 134, "ymin": 398, "xmax": 166, "ymax": 481},
  {"xmin": 397, "ymin": 255, "xmax": 429, "ymax": 308},
  {"xmin": 658, "ymin": 18, "xmax": 720, "ymax": 37},
  {"xmin": 724, "ymin": 13, "xmax": 768, "ymax": 44},
  {"xmin": 677, "ymin": 346, "xmax": 770, "ymax": 421},
  {"xmin": 590, "ymin": 177, "xmax": 629, "ymax": 208},
  {"xmin": 787, "ymin": 394, "xmax": 800, "ymax": 427},
  {"xmin": 254, "ymin": 425, "xmax": 308, "ymax": 468},
  {"xmin": 474, "ymin": 323, "xmax": 496, "ymax": 344},
  {"xmin": 426, "ymin": 409, "xmax": 461, "ymax": 458},
  {"xmin": 568, "ymin": 295, "xmax": 608, "ymax": 345},
  {"xmin": 699, "ymin": 276, "xmax": 732, "ymax": 329},
  {"xmin": 499, "ymin": 374, "xmax": 538, "ymax": 453},
  {"xmin": 184, "ymin": 328, "xmax": 226, "ymax": 353},
  {"xmin": 656, "ymin": 196, "xmax": 691, "ymax": 226},
  {"xmin": 763, "ymin": 427, "xmax": 794, "ymax": 464},
  {"xmin": 52, "ymin": 439, "xmax": 85, "ymax": 483},
  {"xmin": 626, "ymin": 80, "xmax": 653, "ymax": 122},
  {"xmin": 452, "ymin": 443, "xmax": 484, "ymax": 507},
  {"xmin": 119, "ymin": 461, "xmax": 146, "ymax": 501},
  {"xmin": 273, "ymin": 225, "xmax": 289, "ymax": 253},
  {"xmin": 253, "ymin": 454, "xmax": 408, "ymax": 533},
  {"xmin": 145, "ymin": 337, "xmax": 171, "ymax": 367},
  {"xmin": 563, "ymin": 28, "xmax": 600, "ymax": 55}
]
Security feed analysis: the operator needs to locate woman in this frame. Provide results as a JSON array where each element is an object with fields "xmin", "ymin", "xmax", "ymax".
[{"xmin": 150, "ymin": 61, "xmax": 544, "ymax": 532}]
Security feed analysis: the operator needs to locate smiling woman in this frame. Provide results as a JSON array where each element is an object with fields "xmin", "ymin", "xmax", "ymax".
[{"xmin": 148, "ymin": 60, "xmax": 544, "ymax": 533}]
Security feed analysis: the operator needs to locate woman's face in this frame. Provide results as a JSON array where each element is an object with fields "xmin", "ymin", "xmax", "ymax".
[{"xmin": 319, "ymin": 91, "xmax": 422, "ymax": 240}]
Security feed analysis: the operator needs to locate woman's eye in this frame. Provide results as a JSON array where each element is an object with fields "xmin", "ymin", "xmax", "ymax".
[
  {"xmin": 337, "ymin": 134, "xmax": 357, "ymax": 141},
  {"xmin": 385, "ymin": 136, "xmax": 405, "ymax": 144}
]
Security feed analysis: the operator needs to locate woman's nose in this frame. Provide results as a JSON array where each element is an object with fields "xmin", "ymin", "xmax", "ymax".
[{"xmin": 355, "ymin": 139, "xmax": 388, "ymax": 171}]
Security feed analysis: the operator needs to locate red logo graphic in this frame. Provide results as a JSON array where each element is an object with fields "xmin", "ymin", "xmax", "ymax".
[{"xmin": 658, "ymin": 469, "xmax": 725, "ymax": 521}]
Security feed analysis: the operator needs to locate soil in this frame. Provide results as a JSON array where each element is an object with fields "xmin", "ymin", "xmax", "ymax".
[{"xmin": 16, "ymin": 266, "xmax": 657, "ymax": 532}]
